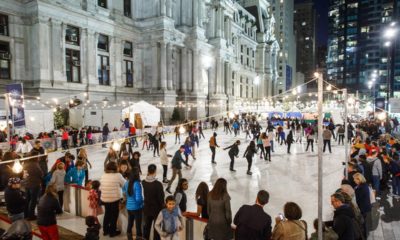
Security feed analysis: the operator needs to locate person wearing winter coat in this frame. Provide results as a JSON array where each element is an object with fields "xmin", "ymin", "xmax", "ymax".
[
  {"xmin": 100, "ymin": 162, "xmax": 126, "ymax": 237},
  {"xmin": 367, "ymin": 150, "xmax": 382, "ymax": 196},
  {"xmin": 243, "ymin": 141, "xmax": 257, "ymax": 175},
  {"xmin": 142, "ymin": 164, "xmax": 165, "ymax": 240},
  {"xmin": 4, "ymin": 177, "xmax": 26, "ymax": 222},
  {"xmin": 15, "ymin": 139, "xmax": 32, "ymax": 157},
  {"xmin": 207, "ymin": 178, "xmax": 233, "ymax": 240},
  {"xmin": 160, "ymin": 142, "xmax": 172, "ymax": 183},
  {"xmin": 123, "ymin": 170, "xmax": 144, "ymax": 240},
  {"xmin": 23, "ymin": 153, "xmax": 44, "ymax": 220},
  {"xmin": 286, "ymin": 130, "xmax": 294, "ymax": 154},
  {"xmin": 50, "ymin": 162, "xmax": 66, "ymax": 209},
  {"xmin": 65, "ymin": 160, "xmax": 85, "ymax": 186},
  {"xmin": 327, "ymin": 193, "xmax": 356, "ymax": 240},
  {"xmin": 37, "ymin": 184, "xmax": 63, "ymax": 240},
  {"xmin": 224, "ymin": 140, "xmax": 240, "ymax": 171},
  {"xmin": 353, "ymin": 173, "xmax": 371, "ymax": 238},
  {"xmin": 271, "ymin": 202, "xmax": 307, "ymax": 240},
  {"xmin": 166, "ymin": 146, "xmax": 191, "ymax": 194}
]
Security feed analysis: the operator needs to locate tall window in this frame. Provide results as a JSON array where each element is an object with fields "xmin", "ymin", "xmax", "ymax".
[
  {"xmin": 123, "ymin": 41, "xmax": 132, "ymax": 57},
  {"xmin": 98, "ymin": 0, "xmax": 107, "ymax": 8},
  {"xmin": 97, "ymin": 55, "xmax": 110, "ymax": 85},
  {"xmin": 98, "ymin": 34, "xmax": 109, "ymax": 52},
  {"xmin": 124, "ymin": 60, "xmax": 133, "ymax": 87},
  {"xmin": 0, "ymin": 14, "xmax": 8, "ymax": 36},
  {"xmin": 66, "ymin": 49, "xmax": 80, "ymax": 83},
  {"xmin": 65, "ymin": 25, "xmax": 80, "ymax": 46},
  {"xmin": 232, "ymin": 81, "xmax": 235, "ymax": 96},
  {"xmin": 124, "ymin": 0, "xmax": 131, "ymax": 17},
  {"xmin": 0, "ymin": 41, "xmax": 10, "ymax": 79}
]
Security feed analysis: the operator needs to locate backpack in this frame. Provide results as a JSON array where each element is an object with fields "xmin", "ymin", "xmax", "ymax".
[{"xmin": 362, "ymin": 160, "xmax": 374, "ymax": 184}]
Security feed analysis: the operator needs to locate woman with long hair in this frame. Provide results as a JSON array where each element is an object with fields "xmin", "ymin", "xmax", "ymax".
[
  {"xmin": 207, "ymin": 178, "xmax": 232, "ymax": 240},
  {"xmin": 104, "ymin": 147, "xmax": 119, "ymax": 170},
  {"xmin": 257, "ymin": 133, "xmax": 266, "ymax": 159},
  {"xmin": 77, "ymin": 148, "xmax": 92, "ymax": 184},
  {"xmin": 185, "ymin": 182, "xmax": 209, "ymax": 219},
  {"xmin": 123, "ymin": 170, "xmax": 143, "ymax": 240},
  {"xmin": 174, "ymin": 178, "xmax": 189, "ymax": 213},
  {"xmin": 243, "ymin": 141, "xmax": 257, "ymax": 175}
]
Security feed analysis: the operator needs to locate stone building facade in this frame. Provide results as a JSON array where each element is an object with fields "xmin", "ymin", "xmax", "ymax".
[{"xmin": 0, "ymin": 0, "xmax": 279, "ymax": 121}]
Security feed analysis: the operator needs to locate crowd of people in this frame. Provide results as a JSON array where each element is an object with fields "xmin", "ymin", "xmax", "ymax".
[{"xmin": 0, "ymin": 115, "xmax": 399, "ymax": 240}]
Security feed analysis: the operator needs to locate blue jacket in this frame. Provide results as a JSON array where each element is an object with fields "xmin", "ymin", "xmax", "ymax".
[
  {"xmin": 65, "ymin": 167, "xmax": 85, "ymax": 186},
  {"xmin": 355, "ymin": 183, "xmax": 372, "ymax": 214},
  {"xmin": 123, "ymin": 180, "xmax": 143, "ymax": 211}
]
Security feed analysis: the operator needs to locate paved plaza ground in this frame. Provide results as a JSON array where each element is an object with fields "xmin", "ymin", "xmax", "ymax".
[{"xmin": 46, "ymin": 127, "xmax": 400, "ymax": 239}]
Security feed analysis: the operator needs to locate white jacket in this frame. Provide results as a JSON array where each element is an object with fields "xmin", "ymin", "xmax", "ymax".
[
  {"xmin": 100, "ymin": 173, "xmax": 126, "ymax": 203},
  {"xmin": 16, "ymin": 142, "xmax": 33, "ymax": 154},
  {"xmin": 160, "ymin": 148, "xmax": 169, "ymax": 165}
]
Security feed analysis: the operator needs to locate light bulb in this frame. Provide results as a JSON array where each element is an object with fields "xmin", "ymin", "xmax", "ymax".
[
  {"xmin": 112, "ymin": 142, "xmax": 121, "ymax": 151},
  {"xmin": 179, "ymin": 126, "xmax": 186, "ymax": 134},
  {"xmin": 12, "ymin": 159, "xmax": 23, "ymax": 174}
]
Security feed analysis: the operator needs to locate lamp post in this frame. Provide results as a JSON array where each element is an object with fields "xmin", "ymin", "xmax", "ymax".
[{"xmin": 315, "ymin": 72, "xmax": 323, "ymax": 240}]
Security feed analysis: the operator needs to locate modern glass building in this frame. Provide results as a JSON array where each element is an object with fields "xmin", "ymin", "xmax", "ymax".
[{"xmin": 327, "ymin": 0, "xmax": 400, "ymax": 98}]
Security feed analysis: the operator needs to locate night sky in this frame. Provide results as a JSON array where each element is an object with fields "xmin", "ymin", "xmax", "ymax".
[{"xmin": 295, "ymin": 0, "xmax": 329, "ymax": 47}]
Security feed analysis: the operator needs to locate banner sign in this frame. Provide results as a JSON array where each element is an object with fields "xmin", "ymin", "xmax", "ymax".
[
  {"xmin": 5, "ymin": 83, "xmax": 25, "ymax": 128},
  {"xmin": 285, "ymin": 65, "xmax": 292, "ymax": 90}
]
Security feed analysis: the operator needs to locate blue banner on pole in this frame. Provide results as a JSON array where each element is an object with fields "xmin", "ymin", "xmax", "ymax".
[
  {"xmin": 286, "ymin": 65, "xmax": 292, "ymax": 91},
  {"xmin": 5, "ymin": 83, "xmax": 25, "ymax": 128}
]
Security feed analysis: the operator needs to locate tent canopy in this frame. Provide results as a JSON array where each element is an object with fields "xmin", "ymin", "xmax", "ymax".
[{"xmin": 122, "ymin": 101, "xmax": 160, "ymax": 127}]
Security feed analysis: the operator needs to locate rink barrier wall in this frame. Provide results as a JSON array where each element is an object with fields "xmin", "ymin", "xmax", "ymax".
[{"xmin": 63, "ymin": 184, "xmax": 230, "ymax": 239}]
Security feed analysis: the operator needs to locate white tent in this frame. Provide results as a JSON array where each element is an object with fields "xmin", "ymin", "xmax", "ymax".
[
  {"xmin": 0, "ymin": 100, "xmax": 54, "ymax": 135},
  {"xmin": 69, "ymin": 107, "xmax": 123, "ymax": 130},
  {"xmin": 121, "ymin": 101, "xmax": 160, "ymax": 127}
]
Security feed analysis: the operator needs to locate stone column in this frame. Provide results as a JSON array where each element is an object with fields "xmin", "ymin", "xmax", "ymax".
[
  {"xmin": 161, "ymin": 0, "xmax": 167, "ymax": 16},
  {"xmin": 216, "ymin": 8, "xmax": 221, "ymax": 38},
  {"xmin": 187, "ymin": 49, "xmax": 193, "ymax": 91},
  {"xmin": 166, "ymin": 0, "xmax": 172, "ymax": 18},
  {"xmin": 87, "ymin": 30, "xmax": 97, "ymax": 85},
  {"xmin": 81, "ymin": 28, "xmax": 88, "ymax": 85},
  {"xmin": 193, "ymin": 0, "xmax": 199, "ymax": 26},
  {"xmin": 167, "ymin": 43, "xmax": 173, "ymax": 90},
  {"xmin": 192, "ymin": 50, "xmax": 199, "ymax": 92},
  {"xmin": 160, "ymin": 42, "xmax": 167, "ymax": 90},
  {"xmin": 215, "ymin": 58, "xmax": 222, "ymax": 94},
  {"xmin": 181, "ymin": 48, "xmax": 187, "ymax": 91},
  {"xmin": 113, "ymin": 37, "xmax": 122, "ymax": 87}
]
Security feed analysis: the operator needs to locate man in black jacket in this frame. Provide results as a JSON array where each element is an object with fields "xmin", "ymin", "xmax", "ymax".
[
  {"xmin": 166, "ymin": 145, "xmax": 191, "ymax": 193},
  {"xmin": 102, "ymin": 123, "xmax": 109, "ymax": 148},
  {"xmin": 233, "ymin": 190, "xmax": 272, "ymax": 240},
  {"xmin": 224, "ymin": 140, "xmax": 240, "ymax": 171},
  {"xmin": 142, "ymin": 164, "xmax": 164, "ymax": 240},
  {"xmin": 4, "ymin": 178, "xmax": 26, "ymax": 222},
  {"xmin": 329, "ymin": 192, "xmax": 356, "ymax": 240},
  {"xmin": 23, "ymin": 154, "xmax": 44, "ymax": 220}
]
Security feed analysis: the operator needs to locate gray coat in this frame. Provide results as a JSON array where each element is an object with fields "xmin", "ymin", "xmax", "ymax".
[
  {"xmin": 367, "ymin": 157, "xmax": 382, "ymax": 179},
  {"xmin": 207, "ymin": 193, "xmax": 233, "ymax": 240},
  {"xmin": 50, "ymin": 169, "xmax": 66, "ymax": 192}
]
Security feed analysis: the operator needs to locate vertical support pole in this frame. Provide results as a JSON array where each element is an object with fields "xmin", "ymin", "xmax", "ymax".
[
  {"xmin": 344, "ymin": 89, "xmax": 349, "ymax": 180},
  {"xmin": 317, "ymin": 73, "xmax": 323, "ymax": 240}
]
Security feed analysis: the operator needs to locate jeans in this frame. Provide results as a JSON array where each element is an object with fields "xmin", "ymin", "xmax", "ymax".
[
  {"xmin": 25, "ymin": 186, "xmax": 40, "ymax": 218},
  {"xmin": 143, "ymin": 215, "xmax": 160, "ymax": 240},
  {"xmin": 102, "ymin": 135, "xmax": 108, "ymax": 147},
  {"xmin": 287, "ymin": 142, "xmax": 292, "ymax": 153},
  {"xmin": 127, "ymin": 209, "xmax": 143, "ymax": 236},
  {"xmin": 323, "ymin": 140, "xmax": 332, "ymax": 152},
  {"xmin": 57, "ymin": 191, "xmax": 64, "ymax": 209},
  {"xmin": 162, "ymin": 164, "xmax": 168, "ymax": 181},
  {"xmin": 175, "ymin": 134, "xmax": 180, "ymax": 144},
  {"xmin": 270, "ymin": 141, "xmax": 274, "ymax": 152},
  {"xmin": 210, "ymin": 147, "xmax": 216, "ymax": 162},
  {"xmin": 61, "ymin": 139, "xmax": 68, "ymax": 150},
  {"xmin": 338, "ymin": 134, "xmax": 344, "ymax": 145},
  {"xmin": 229, "ymin": 154, "xmax": 235, "ymax": 170},
  {"xmin": 372, "ymin": 175, "xmax": 380, "ymax": 196},
  {"xmin": 264, "ymin": 146, "xmax": 271, "ymax": 161},
  {"xmin": 246, "ymin": 156, "xmax": 253, "ymax": 172},
  {"xmin": 103, "ymin": 200, "xmax": 120, "ymax": 234},
  {"xmin": 9, "ymin": 212, "xmax": 24, "ymax": 222},
  {"xmin": 392, "ymin": 176, "xmax": 400, "ymax": 195},
  {"xmin": 257, "ymin": 144, "xmax": 265, "ymax": 158},
  {"xmin": 167, "ymin": 168, "xmax": 182, "ymax": 189},
  {"xmin": 306, "ymin": 139, "xmax": 314, "ymax": 152}
]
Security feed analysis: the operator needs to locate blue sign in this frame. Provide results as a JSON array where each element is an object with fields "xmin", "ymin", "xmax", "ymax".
[
  {"xmin": 5, "ymin": 83, "xmax": 25, "ymax": 128},
  {"xmin": 286, "ymin": 65, "xmax": 292, "ymax": 91}
]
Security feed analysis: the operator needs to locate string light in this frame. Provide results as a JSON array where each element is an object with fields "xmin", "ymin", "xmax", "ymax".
[
  {"xmin": 112, "ymin": 142, "xmax": 121, "ymax": 151},
  {"xmin": 12, "ymin": 159, "xmax": 23, "ymax": 174},
  {"xmin": 179, "ymin": 125, "xmax": 186, "ymax": 134}
]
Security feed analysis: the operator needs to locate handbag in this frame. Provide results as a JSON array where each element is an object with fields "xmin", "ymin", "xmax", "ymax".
[{"xmin": 369, "ymin": 185, "xmax": 376, "ymax": 204}]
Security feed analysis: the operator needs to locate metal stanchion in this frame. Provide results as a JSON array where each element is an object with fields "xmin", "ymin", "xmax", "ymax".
[{"xmin": 317, "ymin": 73, "xmax": 323, "ymax": 240}]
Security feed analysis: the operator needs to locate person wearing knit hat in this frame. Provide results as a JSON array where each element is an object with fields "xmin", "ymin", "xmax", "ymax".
[{"xmin": 5, "ymin": 177, "xmax": 26, "ymax": 222}]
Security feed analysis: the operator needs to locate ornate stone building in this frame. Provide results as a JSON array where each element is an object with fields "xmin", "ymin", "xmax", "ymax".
[{"xmin": 0, "ymin": 0, "xmax": 279, "ymax": 121}]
